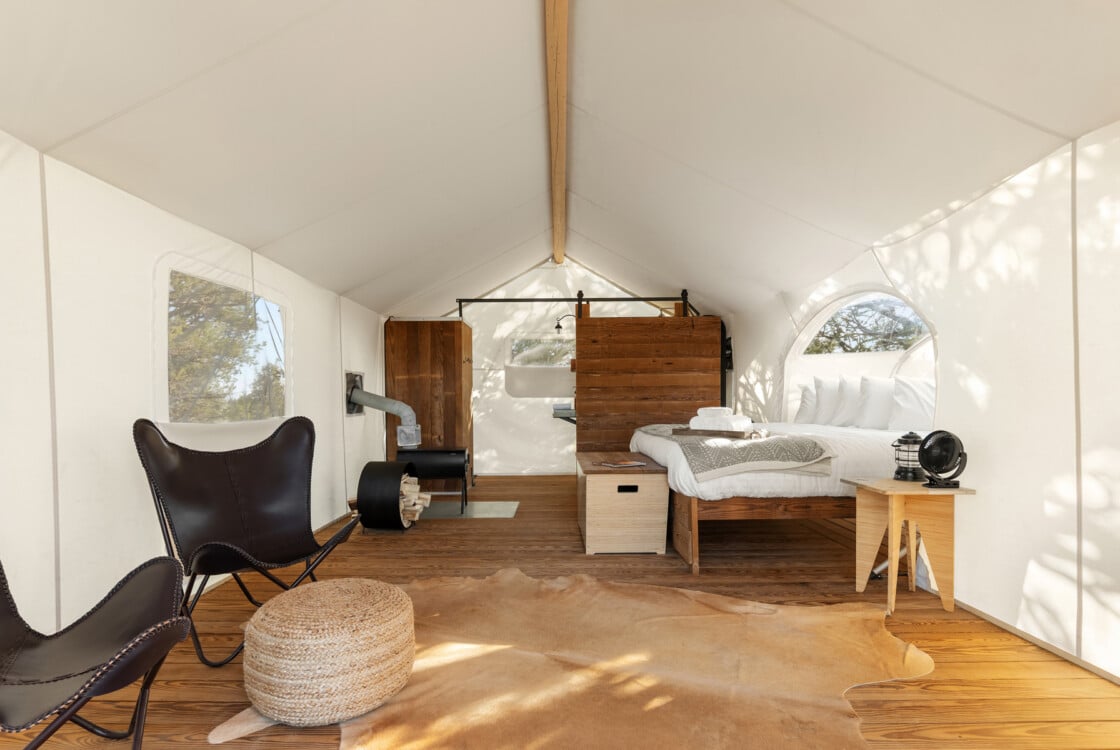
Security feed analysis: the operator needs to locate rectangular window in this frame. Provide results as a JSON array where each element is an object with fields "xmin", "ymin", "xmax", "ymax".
[
  {"xmin": 167, "ymin": 270, "xmax": 285, "ymax": 422},
  {"xmin": 505, "ymin": 335, "xmax": 575, "ymax": 397},
  {"xmin": 508, "ymin": 336, "xmax": 574, "ymax": 367}
]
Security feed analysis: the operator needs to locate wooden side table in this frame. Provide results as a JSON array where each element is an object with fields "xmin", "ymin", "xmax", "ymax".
[
  {"xmin": 842, "ymin": 477, "xmax": 976, "ymax": 614},
  {"xmin": 576, "ymin": 452, "xmax": 669, "ymax": 554}
]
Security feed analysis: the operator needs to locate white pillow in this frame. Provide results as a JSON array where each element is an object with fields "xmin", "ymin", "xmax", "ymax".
[
  {"xmin": 887, "ymin": 377, "xmax": 936, "ymax": 432},
  {"xmin": 829, "ymin": 376, "xmax": 862, "ymax": 426},
  {"xmin": 813, "ymin": 377, "xmax": 842, "ymax": 425},
  {"xmin": 855, "ymin": 376, "xmax": 895, "ymax": 430},
  {"xmin": 793, "ymin": 384, "xmax": 817, "ymax": 423}
]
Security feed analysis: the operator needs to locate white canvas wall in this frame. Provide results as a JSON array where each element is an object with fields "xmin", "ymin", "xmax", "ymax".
[
  {"xmin": 1, "ymin": 129, "xmax": 379, "ymax": 626},
  {"xmin": 340, "ymin": 298, "xmax": 386, "ymax": 498},
  {"xmin": 728, "ymin": 303, "xmax": 792, "ymax": 422},
  {"xmin": 44, "ymin": 159, "xmax": 354, "ymax": 621},
  {"xmin": 1075, "ymin": 123, "xmax": 1120, "ymax": 677},
  {"xmin": 878, "ymin": 146, "xmax": 1080, "ymax": 655},
  {"xmin": 462, "ymin": 256, "xmax": 658, "ymax": 475},
  {"xmin": 45, "ymin": 157, "xmax": 227, "ymax": 621},
  {"xmin": 736, "ymin": 142, "xmax": 1099, "ymax": 671},
  {"xmin": 0, "ymin": 132, "xmax": 56, "ymax": 630}
]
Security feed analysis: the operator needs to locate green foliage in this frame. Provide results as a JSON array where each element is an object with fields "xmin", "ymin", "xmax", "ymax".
[
  {"xmin": 804, "ymin": 296, "xmax": 928, "ymax": 355},
  {"xmin": 167, "ymin": 271, "xmax": 285, "ymax": 422},
  {"xmin": 225, "ymin": 362, "xmax": 286, "ymax": 421}
]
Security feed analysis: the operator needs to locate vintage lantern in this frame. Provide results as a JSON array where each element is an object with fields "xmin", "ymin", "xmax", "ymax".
[{"xmin": 892, "ymin": 431, "xmax": 923, "ymax": 481}]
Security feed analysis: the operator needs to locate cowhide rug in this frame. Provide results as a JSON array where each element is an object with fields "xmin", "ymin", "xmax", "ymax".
[{"xmin": 211, "ymin": 568, "xmax": 932, "ymax": 749}]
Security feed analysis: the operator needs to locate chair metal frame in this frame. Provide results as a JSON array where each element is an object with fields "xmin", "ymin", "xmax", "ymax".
[
  {"xmin": 175, "ymin": 539, "xmax": 352, "ymax": 667},
  {"xmin": 133, "ymin": 416, "xmax": 359, "ymax": 667}
]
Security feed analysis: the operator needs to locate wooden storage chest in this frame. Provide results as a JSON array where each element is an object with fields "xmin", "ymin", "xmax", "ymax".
[{"xmin": 576, "ymin": 451, "xmax": 669, "ymax": 554}]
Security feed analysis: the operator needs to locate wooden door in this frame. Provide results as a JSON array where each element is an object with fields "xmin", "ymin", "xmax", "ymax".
[{"xmin": 384, "ymin": 320, "xmax": 473, "ymax": 487}]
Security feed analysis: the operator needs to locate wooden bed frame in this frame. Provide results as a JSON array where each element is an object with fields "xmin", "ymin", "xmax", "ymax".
[
  {"xmin": 671, "ymin": 492, "xmax": 856, "ymax": 574},
  {"xmin": 568, "ymin": 313, "xmax": 859, "ymax": 574}
]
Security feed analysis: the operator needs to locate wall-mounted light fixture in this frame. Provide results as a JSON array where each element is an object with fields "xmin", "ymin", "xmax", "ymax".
[{"xmin": 554, "ymin": 313, "xmax": 576, "ymax": 333}]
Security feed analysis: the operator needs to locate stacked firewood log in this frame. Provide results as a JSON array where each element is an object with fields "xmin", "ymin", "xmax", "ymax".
[{"xmin": 399, "ymin": 475, "xmax": 431, "ymax": 527}]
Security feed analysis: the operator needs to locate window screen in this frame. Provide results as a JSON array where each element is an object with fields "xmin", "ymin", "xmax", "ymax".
[{"xmin": 167, "ymin": 270, "xmax": 285, "ymax": 422}]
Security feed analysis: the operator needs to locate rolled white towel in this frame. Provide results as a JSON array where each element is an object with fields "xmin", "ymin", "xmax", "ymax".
[
  {"xmin": 697, "ymin": 406, "xmax": 733, "ymax": 418},
  {"xmin": 689, "ymin": 415, "xmax": 753, "ymax": 431},
  {"xmin": 688, "ymin": 417, "xmax": 724, "ymax": 430}
]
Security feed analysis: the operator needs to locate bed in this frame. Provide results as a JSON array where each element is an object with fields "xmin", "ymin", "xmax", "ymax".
[{"xmin": 630, "ymin": 423, "xmax": 899, "ymax": 573}]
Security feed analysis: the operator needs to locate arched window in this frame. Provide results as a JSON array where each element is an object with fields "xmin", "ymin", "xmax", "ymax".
[
  {"xmin": 804, "ymin": 294, "xmax": 928, "ymax": 355},
  {"xmin": 784, "ymin": 292, "xmax": 935, "ymax": 425}
]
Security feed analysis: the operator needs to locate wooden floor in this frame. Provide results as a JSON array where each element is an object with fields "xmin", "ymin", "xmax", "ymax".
[{"xmin": 10, "ymin": 475, "xmax": 1120, "ymax": 749}]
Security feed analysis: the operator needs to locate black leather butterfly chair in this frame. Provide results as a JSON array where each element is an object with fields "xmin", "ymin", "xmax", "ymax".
[
  {"xmin": 132, "ymin": 416, "xmax": 359, "ymax": 667},
  {"xmin": 0, "ymin": 557, "xmax": 189, "ymax": 749}
]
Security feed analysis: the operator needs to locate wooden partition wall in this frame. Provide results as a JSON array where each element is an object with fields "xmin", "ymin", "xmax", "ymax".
[{"xmin": 574, "ymin": 316, "xmax": 722, "ymax": 452}]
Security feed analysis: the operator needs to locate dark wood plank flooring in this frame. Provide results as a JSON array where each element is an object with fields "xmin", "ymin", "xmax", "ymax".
[{"xmin": 7, "ymin": 475, "xmax": 1120, "ymax": 749}]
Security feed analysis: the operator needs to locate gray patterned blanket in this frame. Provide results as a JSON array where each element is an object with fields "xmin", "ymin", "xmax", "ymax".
[{"xmin": 636, "ymin": 424, "xmax": 833, "ymax": 482}]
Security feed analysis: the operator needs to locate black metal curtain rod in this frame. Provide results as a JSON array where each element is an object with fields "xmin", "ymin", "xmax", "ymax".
[{"xmin": 456, "ymin": 289, "xmax": 698, "ymax": 318}]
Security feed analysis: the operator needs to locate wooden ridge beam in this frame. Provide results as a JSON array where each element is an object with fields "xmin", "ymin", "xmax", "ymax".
[{"xmin": 545, "ymin": 0, "xmax": 569, "ymax": 264}]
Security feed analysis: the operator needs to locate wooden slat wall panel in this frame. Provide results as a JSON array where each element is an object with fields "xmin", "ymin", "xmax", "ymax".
[
  {"xmin": 578, "ymin": 385, "xmax": 720, "ymax": 399},
  {"xmin": 576, "ymin": 345, "xmax": 718, "ymax": 359},
  {"xmin": 579, "ymin": 374, "xmax": 721, "ymax": 390},
  {"xmin": 576, "ymin": 358, "xmax": 721, "ymax": 374},
  {"xmin": 575, "ymin": 316, "xmax": 722, "ymax": 452},
  {"xmin": 694, "ymin": 495, "xmax": 856, "ymax": 520}
]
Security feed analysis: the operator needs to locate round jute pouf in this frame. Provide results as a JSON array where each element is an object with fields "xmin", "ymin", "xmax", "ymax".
[{"xmin": 243, "ymin": 578, "xmax": 414, "ymax": 727}]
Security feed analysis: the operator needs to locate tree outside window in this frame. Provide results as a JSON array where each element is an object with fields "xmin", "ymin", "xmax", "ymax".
[
  {"xmin": 804, "ymin": 294, "xmax": 928, "ymax": 355},
  {"xmin": 167, "ymin": 270, "xmax": 286, "ymax": 422}
]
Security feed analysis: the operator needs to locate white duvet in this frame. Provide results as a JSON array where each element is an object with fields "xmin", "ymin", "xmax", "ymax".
[{"xmin": 629, "ymin": 423, "xmax": 898, "ymax": 501}]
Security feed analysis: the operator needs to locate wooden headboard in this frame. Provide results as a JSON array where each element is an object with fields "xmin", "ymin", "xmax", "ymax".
[{"xmin": 574, "ymin": 316, "xmax": 722, "ymax": 452}]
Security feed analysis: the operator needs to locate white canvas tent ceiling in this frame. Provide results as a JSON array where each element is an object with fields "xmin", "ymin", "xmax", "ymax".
[{"xmin": 3, "ymin": 0, "xmax": 1120, "ymax": 317}]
